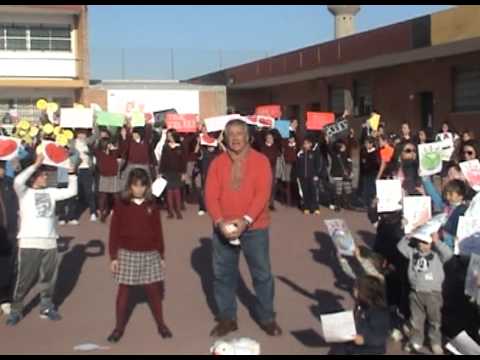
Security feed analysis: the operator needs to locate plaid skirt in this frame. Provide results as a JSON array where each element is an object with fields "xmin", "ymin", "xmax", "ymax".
[
  {"xmin": 114, "ymin": 249, "xmax": 165, "ymax": 285},
  {"xmin": 98, "ymin": 175, "xmax": 120, "ymax": 194}
]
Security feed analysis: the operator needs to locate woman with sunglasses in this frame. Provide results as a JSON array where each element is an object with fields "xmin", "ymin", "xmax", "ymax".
[
  {"xmin": 394, "ymin": 142, "xmax": 422, "ymax": 195},
  {"xmin": 461, "ymin": 140, "xmax": 480, "ymax": 162}
]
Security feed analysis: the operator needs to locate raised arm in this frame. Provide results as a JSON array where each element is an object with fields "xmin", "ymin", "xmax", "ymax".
[
  {"xmin": 397, "ymin": 235, "xmax": 413, "ymax": 258},
  {"xmin": 14, "ymin": 154, "xmax": 43, "ymax": 197}
]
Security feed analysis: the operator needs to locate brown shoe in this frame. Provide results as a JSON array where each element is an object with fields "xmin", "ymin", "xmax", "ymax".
[
  {"xmin": 260, "ymin": 321, "xmax": 282, "ymax": 336},
  {"xmin": 210, "ymin": 319, "xmax": 238, "ymax": 337}
]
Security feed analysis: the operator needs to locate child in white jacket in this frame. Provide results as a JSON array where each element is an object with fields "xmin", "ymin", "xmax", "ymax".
[{"xmin": 6, "ymin": 154, "xmax": 77, "ymax": 326}]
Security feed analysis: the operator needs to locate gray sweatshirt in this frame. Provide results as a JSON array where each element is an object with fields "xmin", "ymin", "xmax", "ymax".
[{"xmin": 397, "ymin": 236, "xmax": 453, "ymax": 293}]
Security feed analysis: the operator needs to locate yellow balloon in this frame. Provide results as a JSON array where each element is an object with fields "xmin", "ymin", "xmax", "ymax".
[
  {"xmin": 29, "ymin": 127, "xmax": 39, "ymax": 137},
  {"xmin": 18, "ymin": 120, "xmax": 31, "ymax": 130},
  {"xmin": 56, "ymin": 134, "xmax": 69, "ymax": 147},
  {"xmin": 63, "ymin": 130, "xmax": 74, "ymax": 140},
  {"xmin": 18, "ymin": 129, "xmax": 27, "ymax": 138},
  {"xmin": 36, "ymin": 99, "xmax": 48, "ymax": 110},
  {"xmin": 43, "ymin": 123, "xmax": 54, "ymax": 135},
  {"xmin": 54, "ymin": 126, "xmax": 62, "ymax": 136},
  {"xmin": 47, "ymin": 102, "xmax": 59, "ymax": 113}
]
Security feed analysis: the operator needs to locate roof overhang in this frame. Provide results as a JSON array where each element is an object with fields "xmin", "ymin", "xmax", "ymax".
[
  {"xmin": 230, "ymin": 37, "xmax": 480, "ymax": 90},
  {"xmin": 0, "ymin": 5, "xmax": 84, "ymax": 15}
]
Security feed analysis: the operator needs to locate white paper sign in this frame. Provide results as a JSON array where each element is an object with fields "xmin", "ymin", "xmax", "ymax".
[
  {"xmin": 460, "ymin": 160, "xmax": 480, "ymax": 192},
  {"xmin": 458, "ymin": 216, "xmax": 480, "ymax": 242},
  {"xmin": 446, "ymin": 331, "xmax": 480, "ymax": 355},
  {"xmin": 0, "ymin": 136, "xmax": 21, "ymax": 161},
  {"xmin": 418, "ymin": 142, "xmax": 443, "ymax": 177},
  {"xmin": 60, "ymin": 108, "xmax": 94, "ymax": 129},
  {"xmin": 41, "ymin": 141, "xmax": 71, "ymax": 169},
  {"xmin": 152, "ymin": 177, "xmax": 168, "ymax": 198},
  {"xmin": 324, "ymin": 219, "xmax": 355, "ymax": 257},
  {"xmin": 200, "ymin": 133, "xmax": 219, "ymax": 147},
  {"xmin": 320, "ymin": 311, "xmax": 357, "ymax": 343},
  {"xmin": 410, "ymin": 213, "xmax": 448, "ymax": 244},
  {"xmin": 204, "ymin": 114, "xmax": 249, "ymax": 133},
  {"xmin": 403, "ymin": 196, "xmax": 432, "ymax": 234},
  {"xmin": 376, "ymin": 179, "xmax": 402, "ymax": 213},
  {"xmin": 439, "ymin": 138, "xmax": 455, "ymax": 162}
]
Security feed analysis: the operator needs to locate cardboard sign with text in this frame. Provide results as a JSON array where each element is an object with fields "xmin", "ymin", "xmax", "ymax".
[
  {"xmin": 376, "ymin": 179, "xmax": 402, "ymax": 213},
  {"xmin": 60, "ymin": 108, "xmax": 94, "ymax": 129},
  {"xmin": 204, "ymin": 114, "xmax": 248, "ymax": 133},
  {"xmin": 324, "ymin": 118, "xmax": 349, "ymax": 141},
  {"xmin": 306, "ymin": 112, "xmax": 335, "ymax": 131},
  {"xmin": 403, "ymin": 196, "xmax": 432, "ymax": 234},
  {"xmin": 460, "ymin": 159, "xmax": 480, "ymax": 192},
  {"xmin": 153, "ymin": 109, "xmax": 177, "ymax": 128},
  {"xmin": 165, "ymin": 114, "xmax": 199, "ymax": 133},
  {"xmin": 255, "ymin": 105, "xmax": 282, "ymax": 119},
  {"xmin": 200, "ymin": 133, "xmax": 219, "ymax": 147}
]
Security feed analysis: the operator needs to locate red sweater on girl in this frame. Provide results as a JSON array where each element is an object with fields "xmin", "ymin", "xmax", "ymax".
[
  {"xmin": 120, "ymin": 126, "xmax": 154, "ymax": 166},
  {"xmin": 109, "ymin": 200, "xmax": 164, "ymax": 260},
  {"xmin": 95, "ymin": 149, "xmax": 119, "ymax": 177}
]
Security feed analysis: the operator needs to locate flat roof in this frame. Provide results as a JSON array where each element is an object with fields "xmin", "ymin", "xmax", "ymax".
[{"xmin": 90, "ymin": 79, "xmax": 225, "ymax": 92}]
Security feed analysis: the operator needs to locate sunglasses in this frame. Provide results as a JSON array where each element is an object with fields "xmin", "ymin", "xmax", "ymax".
[
  {"xmin": 403, "ymin": 148, "xmax": 416, "ymax": 154},
  {"xmin": 464, "ymin": 151, "xmax": 475, "ymax": 156}
]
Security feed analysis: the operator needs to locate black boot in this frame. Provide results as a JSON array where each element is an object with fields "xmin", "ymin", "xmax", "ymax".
[{"xmin": 343, "ymin": 194, "xmax": 354, "ymax": 210}]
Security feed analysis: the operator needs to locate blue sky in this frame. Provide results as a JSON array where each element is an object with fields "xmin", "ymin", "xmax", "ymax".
[{"xmin": 88, "ymin": 5, "xmax": 453, "ymax": 81}]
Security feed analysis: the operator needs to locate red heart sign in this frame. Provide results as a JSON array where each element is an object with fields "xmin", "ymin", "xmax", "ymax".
[
  {"xmin": 45, "ymin": 143, "xmax": 69, "ymax": 164},
  {"xmin": 0, "ymin": 139, "xmax": 18, "ymax": 158}
]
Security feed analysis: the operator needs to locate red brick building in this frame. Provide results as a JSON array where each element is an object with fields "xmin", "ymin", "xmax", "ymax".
[{"xmin": 190, "ymin": 6, "xmax": 480, "ymax": 136}]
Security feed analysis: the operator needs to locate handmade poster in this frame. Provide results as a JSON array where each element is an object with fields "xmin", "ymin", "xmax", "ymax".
[
  {"xmin": 255, "ymin": 105, "xmax": 282, "ymax": 119},
  {"xmin": 0, "ymin": 136, "xmax": 21, "ymax": 161},
  {"xmin": 324, "ymin": 219, "xmax": 355, "ymax": 257},
  {"xmin": 418, "ymin": 142, "xmax": 443, "ymax": 176},
  {"xmin": 60, "ymin": 108, "xmax": 94, "ymax": 129},
  {"xmin": 410, "ymin": 213, "xmax": 448, "ymax": 244},
  {"xmin": 41, "ymin": 141, "xmax": 71, "ymax": 169},
  {"xmin": 204, "ymin": 114, "xmax": 247, "ymax": 133},
  {"xmin": 165, "ymin": 114, "xmax": 199, "ymax": 133},
  {"xmin": 320, "ymin": 311, "xmax": 357, "ymax": 343},
  {"xmin": 306, "ymin": 112, "xmax": 335, "ymax": 131},
  {"xmin": 376, "ymin": 179, "xmax": 402, "ymax": 213},
  {"xmin": 96, "ymin": 112, "xmax": 125, "ymax": 127},
  {"xmin": 200, "ymin": 133, "xmax": 218, "ymax": 147},
  {"xmin": 131, "ymin": 111, "xmax": 146, "ymax": 127},
  {"xmin": 457, "ymin": 216, "xmax": 480, "ymax": 242},
  {"xmin": 460, "ymin": 160, "xmax": 480, "ymax": 192},
  {"xmin": 403, "ymin": 196, "xmax": 432, "ymax": 234},
  {"xmin": 464, "ymin": 254, "xmax": 480, "ymax": 305},
  {"xmin": 439, "ymin": 138, "xmax": 455, "ymax": 162},
  {"xmin": 275, "ymin": 120, "xmax": 291, "ymax": 139},
  {"xmin": 367, "ymin": 113, "xmax": 381, "ymax": 131},
  {"xmin": 446, "ymin": 331, "xmax": 480, "ymax": 355},
  {"xmin": 255, "ymin": 115, "xmax": 275, "ymax": 129},
  {"xmin": 152, "ymin": 177, "xmax": 168, "ymax": 198},
  {"xmin": 153, "ymin": 109, "xmax": 177, "ymax": 128},
  {"xmin": 324, "ymin": 119, "xmax": 349, "ymax": 141}
]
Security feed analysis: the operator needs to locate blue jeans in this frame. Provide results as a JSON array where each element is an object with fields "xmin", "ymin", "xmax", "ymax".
[
  {"xmin": 212, "ymin": 228, "xmax": 275, "ymax": 324},
  {"xmin": 421, "ymin": 176, "xmax": 444, "ymax": 212}
]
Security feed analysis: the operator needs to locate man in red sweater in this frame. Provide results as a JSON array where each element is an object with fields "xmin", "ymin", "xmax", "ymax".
[{"xmin": 205, "ymin": 119, "xmax": 282, "ymax": 338}]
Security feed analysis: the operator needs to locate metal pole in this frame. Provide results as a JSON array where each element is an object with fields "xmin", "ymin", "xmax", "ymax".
[
  {"xmin": 170, "ymin": 48, "xmax": 175, "ymax": 80},
  {"xmin": 121, "ymin": 48, "xmax": 125, "ymax": 80}
]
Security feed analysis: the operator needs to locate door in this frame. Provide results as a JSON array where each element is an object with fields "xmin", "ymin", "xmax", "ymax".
[{"xmin": 419, "ymin": 92, "xmax": 434, "ymax": 131}]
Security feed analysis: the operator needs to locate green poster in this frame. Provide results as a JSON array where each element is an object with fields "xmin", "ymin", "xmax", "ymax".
[
  {"xmin": 96, "ymin": 112, "xmax": 125, "ymax": 127},
  {"xmin": 131, "ymin": 111, "xmax": 146, "ymax": 127}
]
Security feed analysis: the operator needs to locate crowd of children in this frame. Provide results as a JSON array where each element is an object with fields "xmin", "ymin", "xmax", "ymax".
[{"xmin": 0, "ymin": 111, "xmax": 480, "ymax": 354}]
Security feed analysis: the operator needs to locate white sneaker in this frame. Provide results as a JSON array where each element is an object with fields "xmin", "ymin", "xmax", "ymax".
[
  {"xmin": 404, "ymin": 342, "xmax": 422, "ymax": 353},
  {"xmin": 58, "ymin": 220, "xmax": 66, "ymax": 226},
  {"xmin": 68, "ymin": 220, "xmax": 79, "ymax": 226},
  {"xmin": 1, "ymin": 303, "xmax": 11, "ymax": 316},
  {"xmin": 329, "ymin": 204, "xmax": 336, "ymax": 211},
  {"xmin": 197, "ymin": 210, "xmax": 206, "ymax": 216},
  {"xmin": 90, "ymin": 214, "xmax": 97, "ymax": 222},
  {"xmin": 390, "ymin": 328, "xmax": 403, "ymax": 342}
]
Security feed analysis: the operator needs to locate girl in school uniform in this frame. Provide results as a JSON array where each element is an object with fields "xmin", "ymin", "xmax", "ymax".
[
  {"xmin": 159, "ymin": 129, "xmax": 187, "ymax": 220},
  {"xmin": 108, "ymin": 168, "xmax": 172, "ymax": 343},
  {"xmin": 95, "ymin": 138, "xmax": 121, "ymax": 222}
]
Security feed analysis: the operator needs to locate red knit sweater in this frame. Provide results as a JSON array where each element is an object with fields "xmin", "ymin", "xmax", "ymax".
[
  {"xmin": 109, "ymin": 200, "xmax": 164, "ymax": 260},
  {"xmin": 95, "ymin": 149, "xmax": 119, "ymax": 177},
  {"xmin": 205, "ymin": 149, "xmax": 272, "ymax": 230}
]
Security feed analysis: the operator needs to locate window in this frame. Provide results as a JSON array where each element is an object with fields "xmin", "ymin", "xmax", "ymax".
[
  {"xmin": 454, "ymin": 67, "xmax": 480, "ymax": 112},
  {"xmin": 329, "ymin": 86, "xmax": 345, "ymax": 115},
  {"xmin": 354, "ymin": 80, "xmax": 373, "ymax": 116},
  {"xmin": 0, "ymin": 24, "xmax": 71, "ymax": 52},
  {"xmin": 5, "ymin": 25, "xmax": 27, "ymax": 50}
]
